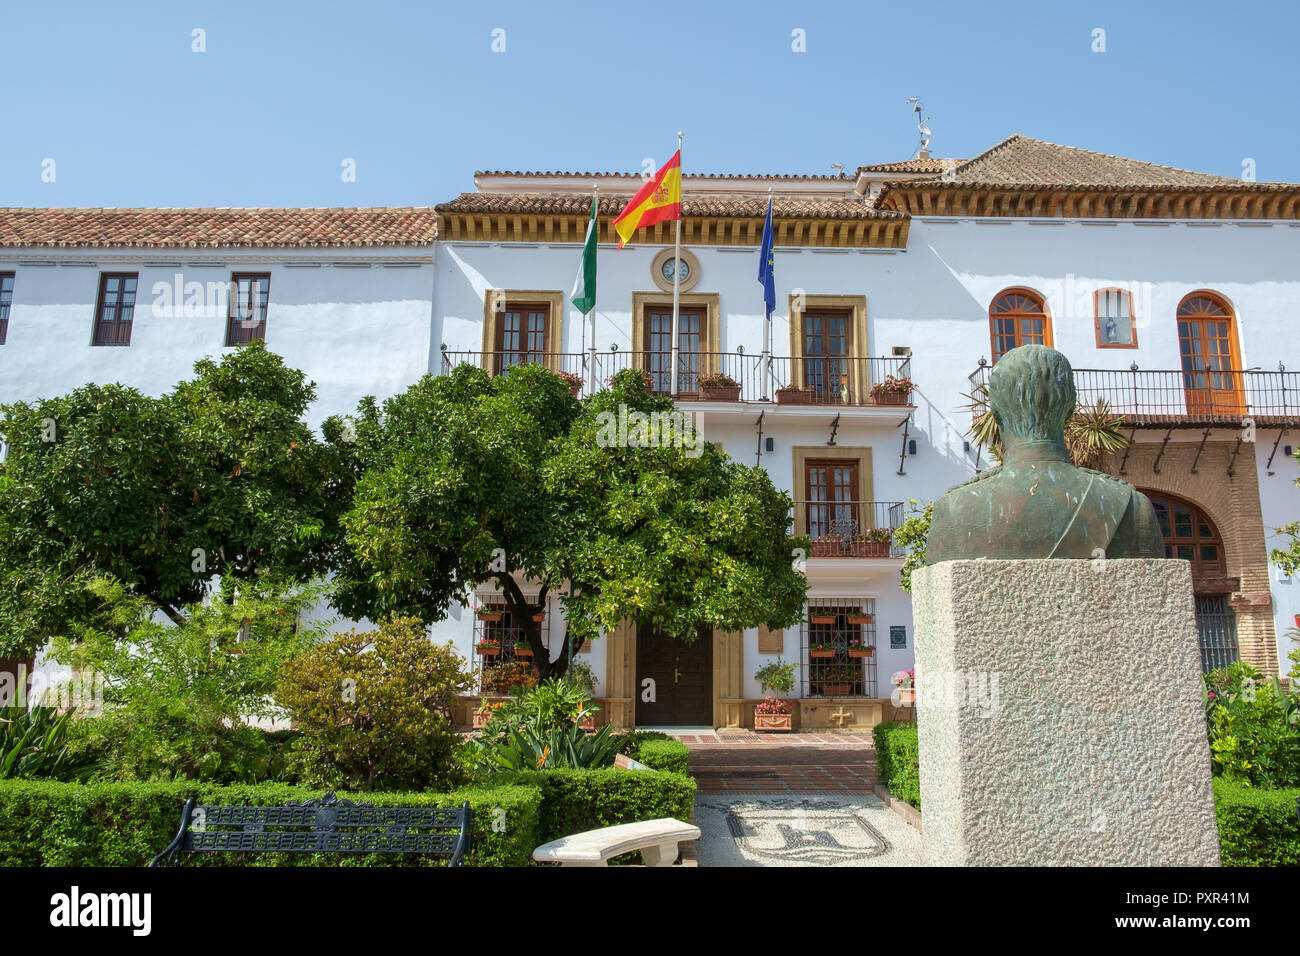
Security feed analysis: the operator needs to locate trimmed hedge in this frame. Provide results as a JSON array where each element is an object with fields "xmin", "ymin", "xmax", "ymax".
[
  {"xmin": 1213, "ymin": 778, "xmax": 1300, "ymax": 867},
  {"xmin": 496, "ymin": 768, "xmax": 697, "ymax": 845},
  {"xmin": 632, "ymin": 739, "xmax": 690, "ymax": 775},
  {"xmin": 0, "ymin": 780, "xmax": 541, "ymax": 868},
  {"xmin": 873, "ymin": 721, "xmax": 920, "ymax": 810}
]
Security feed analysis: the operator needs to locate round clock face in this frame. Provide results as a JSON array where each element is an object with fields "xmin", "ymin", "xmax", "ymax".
[{"xmin": 660, "ymin": 257, "xmax": 691, "ymax": 283}]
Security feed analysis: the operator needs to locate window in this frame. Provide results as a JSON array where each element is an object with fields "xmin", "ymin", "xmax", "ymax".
[
  {"xmin": 474, "ymin": 600, "xmax": 547, "ymax": 695},
  {"xmin": 1194, "ymin": 594, "xmax": 1239, "ymax": 673},
  {"xmin": 1177, "ymin": 292, "xmax": 1242, "ymax": 418},
  {"xmin": 802, "ymin": 598, "xmax": 877, "ymax": 697},
  {"xmin": 802, "ymin": 309, "xmax": 851, "ymax": 403},
  {"xmin": 0, "ymin": 273, "xmax": 13, "ymax": 345},
  {"xmin": 225, "ymin": 273, "xmax": 270, "ymax": 346},
  {"xmin": 1149, "ymin": 493, "xmax": 1225, "ymax": 578},
  {"xmin": 1094, "ymin": 288, "xmax": 1137, "ymax": 348},
  {"xmin": 644, "ymin": 306, "xmax": 703, "ymax": 393},
  {"xmin": 989, "ymin": 288, "xmax": 1051, "ymax": 362},
  {"xmin": 805, "ymin": 459, "xmax": 860, "ymax": 546},
  {"xmin": 493, "ymin": 303, "xmax": 550, "ymax": 375},
  {"xmin": 92, "ymin": 273, "xmax": 138, "ymax": 346}
]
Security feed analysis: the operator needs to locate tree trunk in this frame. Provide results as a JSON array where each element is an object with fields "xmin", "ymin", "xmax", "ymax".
[{"xmin": 495, "ymin": 574, "xmax": 568, "ymax": 680}]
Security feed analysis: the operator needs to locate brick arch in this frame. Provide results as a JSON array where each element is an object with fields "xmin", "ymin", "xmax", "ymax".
[{"xmin": 1139, "ymin": 490, "xmax": 1227, "ymax": 580}]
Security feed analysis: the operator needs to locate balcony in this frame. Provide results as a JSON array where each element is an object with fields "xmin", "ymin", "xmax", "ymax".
[
  {"xmin": 968, "ymin": 362, "xmax": 1300, "ymax": 428},
  {"xmin": 440, "ymin": 348, "xmax": 913, "ymax": 408},
  {"xmin": 792, "ymin": 500, "xmax": 906, "ymax": 558}
]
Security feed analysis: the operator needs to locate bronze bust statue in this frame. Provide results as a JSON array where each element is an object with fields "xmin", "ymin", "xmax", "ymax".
[{"xmin": 927, "ymin": 345, "xmax": 1164, "ymax": 563}]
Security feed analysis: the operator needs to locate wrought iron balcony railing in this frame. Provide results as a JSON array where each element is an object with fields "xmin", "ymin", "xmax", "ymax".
[
  {"xmin": 967, "ymin": 362, "xmax": 1300, "ymax": 428},
  {"xmin": 440, "ymin": 348, "xmax": 913, "ymax": 407},
  {"xmin": 791, "ymin": 500, "xmax": 906, "ymax": 558}
]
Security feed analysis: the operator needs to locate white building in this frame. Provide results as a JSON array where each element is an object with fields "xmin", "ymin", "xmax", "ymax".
[{"xmin": 2, "ymin": 135, "xmax": 1298, "ymax": 729}]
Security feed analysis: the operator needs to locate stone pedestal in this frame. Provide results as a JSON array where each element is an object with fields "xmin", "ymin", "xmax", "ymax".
[{"xmin": 911, "ymin": 559, "xmax": 1219, "ymax": 866}]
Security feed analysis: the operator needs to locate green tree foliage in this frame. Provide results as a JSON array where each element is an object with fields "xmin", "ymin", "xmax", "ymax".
[
  {"xmin": 0, "ymin": 341, "xmax": 349, "ymax": 655},
  {"xmin": 336, "ymin": 365, "xmax": 808, "ymax": 676},
  {"xmin": 1270, "ymin": 448, "xmax": 1300, "ymax": 578},
  {"xmin": 54, "ymin": 576, "xmax": 323, "ymax": 783},
  {"xmin": 275, "ymin": 616, "xmax": 474, "ymax": 792}
]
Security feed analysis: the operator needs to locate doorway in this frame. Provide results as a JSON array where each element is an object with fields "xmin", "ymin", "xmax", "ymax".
[
  {"xmin": 635, "ymin": 624, "xmax": 713, "ymax": 726},
  {"xmin": 1177, "ymin": 293, "xmax": 1242, "ymax": 419}
]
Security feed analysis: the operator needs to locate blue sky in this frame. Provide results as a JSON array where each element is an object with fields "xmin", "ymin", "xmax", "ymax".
[{"xmin": 3, "ymin": 0, "xmax": 1298, "ymax": 207}]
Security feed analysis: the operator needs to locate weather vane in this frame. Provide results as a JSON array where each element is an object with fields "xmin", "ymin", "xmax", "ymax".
[{"xmin": 906, "ymin": 97, "xmax": 932, "ymax": 154}]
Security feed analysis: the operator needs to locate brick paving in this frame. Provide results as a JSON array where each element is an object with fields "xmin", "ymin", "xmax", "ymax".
[{"xmin": 675, "ymin": 729, "xmax": 879, "ymax": 795}]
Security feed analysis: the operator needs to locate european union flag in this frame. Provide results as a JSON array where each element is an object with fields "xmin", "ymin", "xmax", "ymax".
[{"xmin": 758, "ymin": 196, "xmax": 775, "ymax": 321}]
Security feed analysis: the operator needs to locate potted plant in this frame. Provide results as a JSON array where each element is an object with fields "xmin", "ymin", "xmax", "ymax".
[
  {"xmin": 698, "ymin": 371, "xmax": 741, "ymax": 401},
  {"xmin": 512, "ymin": 641, "xmax": 533, "ymax": 658},
  {"xmin": 818, "ymin": 664, "xmax": 858, "ymax": 697},
  {"xmin": 481, "ymin": 661, "xmax": 537, "ymax": 695},
  {"xmin": 810, "ymin": 533, "xmax": 843, "ymax": 558},
  {"xmin": 870, "ymin": 374, "xmax": 915, "ymax": 406},
  {"xmin": 847, "ymin": 637, "xmax": 874, "ymax": 658},
  {"xmin": 531, "ymin": 608, "xmax": 546, "ymax": 623},
  {"xmin": 893, "ymin": 669, "xmax": 916, "ymax": 705},
  {"xmin": 473, "ymin": 697, "xmax": 505, "ymax": 730},
  {"xmin": 775, "ymin": 386, "xmax": 812, "ymax": 405},
  {"xmin": 475, "ymin": 604, "xmax": 504, "ymax": 623},
  {"xmin": 850, "ymin": 527, "xmax": 893, "ymax": 557},
  {"xmin": 754, "ymin": 696, "xmax": 794, "ymax": 732},
  {"xmin": 847, "ymin": 611, "xmax": 873, "ymax": 625},
  {"xmin": 809, "ymin": 641, "xmax": 836, "ymax": 659},
  {"xmin": 476, "ymin": 638, "xmax": 502, "ymax": 657},
  {"xmin": 557, "ymin": 370, "xmax": 584, "ymax": 397},
  {"xmin": 809, "ymin": 609, "xmax": 837, "ymax": 625},
  {"xmin": 609, "ymin": 368, "xmax": 656, "ymax": 390}
]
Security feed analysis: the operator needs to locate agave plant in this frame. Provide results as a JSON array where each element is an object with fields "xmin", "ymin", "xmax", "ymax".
[
  {"xmin": 0, "ymin": 706, "xmax": 100, "ymax": 781},
  {"xmin": 964, "ymin": 384, "xmax": 1128, "ymax": 470},
  {"xmin": 476, "ymin": 721, "xmax": 620, "ymax": 772}
]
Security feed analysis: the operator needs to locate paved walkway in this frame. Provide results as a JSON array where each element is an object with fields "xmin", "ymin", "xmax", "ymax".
[{"xmin": 675, "ymin": 729, "xmax": 878, "ymax": 795}]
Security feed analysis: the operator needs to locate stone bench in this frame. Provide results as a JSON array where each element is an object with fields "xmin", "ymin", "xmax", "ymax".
[{"xmin": 532, "ymin": 818, "xmax": 700, "ymax": 867}]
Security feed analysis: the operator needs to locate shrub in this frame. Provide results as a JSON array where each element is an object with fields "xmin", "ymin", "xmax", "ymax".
[
  {"xmin": 874, "ymin": 721, "xmax": 920, "ymax": 809},
  {"xmin": 0, "ymin": 779, "xmax": 541, "ymax": 867},
  {"xmin": 478, "ymin": 723, "xmax": 621, "ymax": 772},
  {"xmin": 0, "ymin": 707, "xmax": 100, "ymax": 782},
  {"xmin": 494, "ymin": 768, "xmax": 697, "ymax": 846},
  {"xmin": 54, "ymin": 577, "xmax": 323, "ymax": 783},
  {"xmin": 632, "ymin": 739, "xmax": 690, "ymax": 774},
  {"xmin": 609, "ymin": 730, "xmax": 670, "ymax": 755},
  {"xmin": 276, "ymin": 616, "xmax": 474, "ymax": 792},
  {"xmin": 1213, "ymin": 778, "xmax": 1300, "ymax": 867},
  {"xmin": 1204, "ymin": 663, "xmax": 1300, "ymax": 788}
]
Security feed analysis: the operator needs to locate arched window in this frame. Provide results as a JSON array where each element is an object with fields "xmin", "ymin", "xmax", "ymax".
[
  {"xmin": 989, "ymin": 288, "xmax": 1052, "ymax": 362},
  {"xmin": 1148, "ymin": 492, "xmax": 1225, "ymax": 576},
  {"xmin": 1176, "ymin": 292, "xmax": 1243, "ymax": 418}
]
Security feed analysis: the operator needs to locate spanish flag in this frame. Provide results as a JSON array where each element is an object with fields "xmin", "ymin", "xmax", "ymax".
[{"xmin": 612, "ymin": 150, "xmax": 682, "ymax": 248}]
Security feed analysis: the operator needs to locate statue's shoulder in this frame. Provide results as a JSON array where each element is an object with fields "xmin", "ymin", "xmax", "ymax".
[{"xmin": 953, "ymin": 464, "xmax": 1001, "ymax": 489}]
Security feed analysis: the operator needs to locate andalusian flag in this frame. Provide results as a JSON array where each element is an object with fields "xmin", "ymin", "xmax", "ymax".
[
  {"xmin": 612, "ymin": 150, "xmax": 682, "ymax": 248},
  {"xmin": 571, "ymin": 195, "xmax": 598, "ymax": 314}
]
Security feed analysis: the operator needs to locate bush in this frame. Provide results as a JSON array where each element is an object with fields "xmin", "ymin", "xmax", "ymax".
[
  {"xmin": 0, "ymin": 779, "xmax": 541, "ymax": 867},
  {"xmin": 276, "ymin": 616, "xmax": 474, "ymax": 792},
  {"xmin": 874, "ymin": 721, "xmax": 920, "ymax": 809},
  {"xmin": 1204, "ymin": 663, "xmax": 1300, "ymax": 788},
  {"xmin": 1213, "ymin": 778, "xmax": 1300, "ymax": 867},
  {"xmin": 632, "ymin": 739, "xmax": 690, "ymax": 774},
  {"xmin": 609, "ymin": 730, "xmax": 670, "ymax": 755},
  {"xmin": 0, "ymin": 707, "xmax": 99, "ymax": 782},
  {"xmin": 494, "ymin": 768, "xmax": 696, "ymax": 847}
]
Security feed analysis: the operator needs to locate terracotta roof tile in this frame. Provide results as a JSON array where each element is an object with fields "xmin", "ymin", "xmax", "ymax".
[
  {"xmin": 435, "ymin": 193, "xmax": 899, "ymax": 221},
  {"xmin": 858, "ymin": 158, "xmax": 963, "ymax": 174},
  {"xmin": 0, "ymin": 207, "xmax": 438, "ymax": 248},
  {"xmin": 475, "ymin": 170, "xmax": 850, "ymax": 182},
  {"xmin": 927, "ymin": 135, "xmax": 1246, "ymax": 188}
]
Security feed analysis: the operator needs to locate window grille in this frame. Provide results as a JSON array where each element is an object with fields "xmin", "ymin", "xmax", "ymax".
[{"xmin": 801, "ymin": 596, "xmax": 877, "ymax": 697}]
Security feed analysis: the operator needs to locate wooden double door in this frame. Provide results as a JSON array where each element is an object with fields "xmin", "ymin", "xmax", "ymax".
[{"xmin": 634, "ymin": 624, "xmax": 713, "ymax": 726}]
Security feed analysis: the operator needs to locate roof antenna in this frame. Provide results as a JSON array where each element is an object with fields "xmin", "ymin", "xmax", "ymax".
[
  {"xmin": 830, "ymin": 163, "xmax": 845, "ymax": 177},
  {"xmin": 906, "ymin": 97, "xmax": 932, "ymax": 158}
]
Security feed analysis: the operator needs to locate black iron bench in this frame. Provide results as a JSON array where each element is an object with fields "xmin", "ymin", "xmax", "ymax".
[{"xmin": 148, "ymin": 792, "xmax": 472, "ymax": 867}]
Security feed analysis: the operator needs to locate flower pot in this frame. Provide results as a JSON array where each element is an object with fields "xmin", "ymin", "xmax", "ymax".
[
  {"xmin": 810, "ymin": 540, "xmax": 843, "ymax": 557},
  {"xmin": 847, "ymin": 614, "xmax": 872, "ymax": 625},
  {"xmin": 775, "ymin": 387, "xmax": 811, "ymax": 405},
  {"xmin": 472, "ymin": 711, "xmax": 491, "ymax": 729},
  {"xmin": 809, "ymin": 615, "xmax": 836, "ymax": 625},
  {"xmin": 755, "ymin": 712, "xmax": 793, "ymax": 732},
  {"xmin": 809, "ymin": 649, "xmax": 835, "ymax": 659},
  {"xmin": 531, "ymin": 612, "xmax": 545, "ymax": 623},
  {"xmin": 476, "ymin": 612, "xmax": 503, "ymax": 623},
  {"xmin": 872, "ymin": 390, "xmax": 910, "ymax": 406},
  {"xmin": 848, "ymin": 647, "xmax": 874, "ymax": 658},
  {"xmin": 897, "ymin": 688, "xmax": 915, "ymax": 705},
  {"xmin": 577, "ymin": 714, "xmax": 596, "ymax": 731},
  {"xmin": 513, "ymin": 647, "xmax": 533, "ymax": 658},
  {"xmin": 701, "ymin": 385, "xmax": 741, "ymax": 402},
  {"xmin": 820, "ymin": 683, "xmax": 852, "ymax": 696},
  {"xmin": 478, "ymin": 646, "xmax": 501, "ymax": 657}
]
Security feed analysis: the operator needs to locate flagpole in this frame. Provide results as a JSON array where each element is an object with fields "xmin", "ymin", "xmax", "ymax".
[
  {"xmin": 762, "ymin": 186, "xmax": 773, "ymax": 401},
  {"xmin": 588, "ymin": 184, "xmax": 598, "ymax": 397},
  {"xmin": 670, "ymin": 130, "xmax": 683, "ymax": 397}
]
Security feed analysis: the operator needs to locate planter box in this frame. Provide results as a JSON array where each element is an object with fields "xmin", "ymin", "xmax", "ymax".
[
  {"xmin": 847, "ymin": 615, "xmax": 873, "ymax": 625},
  {"xmin": 871, "ymin": 390, "xmax": 910, "ymax": 406},
  {"xmin": 477, "ymin": 646, "xmax": 502, "ymax": 657},
  {"xmin": 577, "ymin": 714, "xmax": 596, "ymax": 731},
  {"xmin": 476, "ymin": 612, "xmax": 503, "ymax": 623},
  {"xmin": 810, "ymin": 540, "xmax": 844, "ymax": 557},
  {"xmin": 848, "ymin": 647, "xmax": 874, "ymax": 658},
  {"xmin": 531, "ymin": 613, "xmax": 545, "ymax": 623},
  {"xmin": 513, "ymin": 647, "xmax": 533, "ymax": 658},
  {"xmin": 755, "ymin": 712, "xmax": 793, "ymax": 732},
  {"xmin": 897, "ymin": 688, "xmax": 915, "ymax": 705},
  {"xmin": 775, "ymin": 387, "xmax": 812, "ymax": 405},
  {"xmin": 809, "ymin": 649, "xmax": 835, "ymax": 659},
  {"xmin": 472, "ymin": 710, "xmax": 492, "ymax": 729},
  {"xmin": 820, "ymin": 683, "xmax": 852, "ymax": 696},
  {"xmin": 850, "ymin": 540, "xmax": 891, "ymax": 557},
  {"xmin": 701, "ymin": 385, "xmax": 741, "ymax": 401},
  {"xmin": 809, "ymin": 615, "xmax": 836, "ymax": 625}
]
